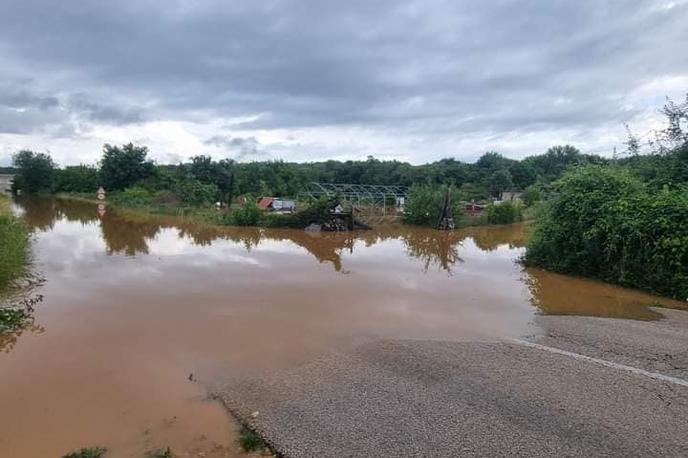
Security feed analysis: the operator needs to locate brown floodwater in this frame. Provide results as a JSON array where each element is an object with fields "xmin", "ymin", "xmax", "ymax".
[{"xmin": 1, "ymin": 197, "xmax": 685, "ymax": 457}]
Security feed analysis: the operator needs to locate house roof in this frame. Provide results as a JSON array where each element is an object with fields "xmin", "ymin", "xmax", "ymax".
[{"xmin": 257, "ymin": 197, "xmax": 274, "ymax": 209}]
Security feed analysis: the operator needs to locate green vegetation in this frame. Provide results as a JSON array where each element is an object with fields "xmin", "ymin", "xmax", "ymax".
[
  {"xmin": 525, "ymin": 164, "xmax": 687, "ymax": 300},
  {"xmin": 238, "ymin": 427, "xmax": 266, "ymax": 452},
  {"xmin": 227, "ymin": 198, "xmax": 262, "ymax": 226},
  {"xmin": 0, "ymin": 194, "xmax": 29, "ymax": 292},
  {"xmin": 100, "ymin": 143, "xmax": 155, "ymax": 191},
  {"xmin": 0, "ymin": 307, "xmax": 30, "ymax": 330},
  {"xmin": 12, "ymin": 150, "xmax": 56, "ymax": 193},
  {"xmin": 525, "ymin": 95, "xmax": 688, "ymax": 299},
  {"xmin": 62, "ymin": 446, "xmax": 107, "ymax": 458},
  {"xmin": 486, "ymin": 201, "xmax": 523, "ymax": 224},
  {"xmin": 402, "ymin": 184, "xmax": 463, "ymax": 227},
  {"xmin": 145, "ymin": 446, "xmax": 174, "ymax": 458}
]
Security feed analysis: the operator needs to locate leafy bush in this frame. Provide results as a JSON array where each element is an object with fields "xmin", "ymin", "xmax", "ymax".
[
  {"xmin": 173, "ymin": 179, "xmax": 219, "ymax": 206},
  {"xmin": 486, "ymin": 201, "xmax": 523, "ymax": 224},
  {"xmin": 112, "ymin": 186, "xmax": 156, "ymax": 207},
  {"xmin": 228, "ymin": 198, "xmax": 263, "ymax": 226},
  {"xmin": 403, "ymin": 184, "xmax": 462, "ymax": 227},
  {"xmin": 54, "ymin": 165, "xmax": 100, "ymax": 193},
  {"xmin": 0, "ymin": 195, "xmax": 29, "ymax": 291},
  {"xmin": 521, "ymin": 185, "xmax": 543, "ymax": 207},
  {"xmin": 525, "ymin": 165, "xmax": 688, "ymax": 300}
]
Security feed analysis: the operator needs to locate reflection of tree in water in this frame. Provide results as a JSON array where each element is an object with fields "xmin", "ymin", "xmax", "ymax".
[
  {"xmin": 15, "ymin": 196, "xmax": 100, "ymax": 232},
  {"xmin": 401, "ymin": 229, "xmax": 464, "ymax": 273},
  {"xmin": 224, "ymin": 228, "xmax": 263, "ymax": 251},
  {"xmin": 286, "ymin": 231, "xmax": 354, "ymax": 272},
  {"xmin": 0, "ymin": 318, "xmax": 44, "ymax": 353},
  {"xmin": 13, "ymin": 196, "xmax": 526, "ymax": 272},
  {"xmin": 465, "ymin": 223, "xmax": 529, "ymax": 252},
  {"xmin": 99, "ymin": 212, "xmax": 161, "ymax": 256}
]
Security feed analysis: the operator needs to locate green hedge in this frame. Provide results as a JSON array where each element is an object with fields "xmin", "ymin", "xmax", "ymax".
[{"xmin": 524, "ymin": 165, "xmax": 688, "ymax": 300}]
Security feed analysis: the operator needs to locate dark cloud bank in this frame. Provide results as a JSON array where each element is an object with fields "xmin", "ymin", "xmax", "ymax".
[{"xmin": 0, "ymin": 0, "xmax": 686, "ymax": 163}]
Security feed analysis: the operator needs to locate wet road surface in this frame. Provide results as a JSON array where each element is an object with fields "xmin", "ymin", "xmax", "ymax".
[{"xmin": 218, "ymin": 310, "xmax": 688, "ymax": 457}]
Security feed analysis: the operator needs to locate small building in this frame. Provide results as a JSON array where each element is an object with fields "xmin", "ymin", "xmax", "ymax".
[
  {"xmin": 257, "ymin": 197, "xmax": 296, "ymax": 213},
  {"xmin": 500, "ymin": 190, "xmax": 523, "ymax": 203},
  {"xmin": 0, "ymin": 174, "xmax": 14, "ymax": 193}
]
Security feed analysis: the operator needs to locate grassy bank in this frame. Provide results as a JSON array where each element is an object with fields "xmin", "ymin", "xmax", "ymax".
[{"xmin": 0, "ymin": 194, "xmax": 29, "ymax": 292}]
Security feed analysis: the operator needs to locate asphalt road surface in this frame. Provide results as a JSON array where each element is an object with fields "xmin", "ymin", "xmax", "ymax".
[{"xmin": 217, "ymin": 308, "xmax": 688, "ymax": 457}]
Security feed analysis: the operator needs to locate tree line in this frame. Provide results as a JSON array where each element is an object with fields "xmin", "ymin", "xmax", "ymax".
[{"xmin": 9, "ymin": 142, "xmax": 609, "ymax": 206}]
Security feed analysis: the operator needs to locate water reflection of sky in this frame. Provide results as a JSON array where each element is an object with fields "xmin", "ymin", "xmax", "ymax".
[{"xmin": 16, "ymin": 195, "xmax": 681, "ymax": 347}]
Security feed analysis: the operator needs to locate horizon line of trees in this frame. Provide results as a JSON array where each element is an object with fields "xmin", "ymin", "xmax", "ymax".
[{"xmin": 9, "ymin": 143, "xmax": 611, "ymax": 202}]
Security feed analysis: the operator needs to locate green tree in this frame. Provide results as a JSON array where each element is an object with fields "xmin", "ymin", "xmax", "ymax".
[
  {"xmin": 186, "ymin": 155, "xmax": 235, "ymax": 201},
  {"xmin": 100, "ymin": 143, "xmax": 154, "ymax": 191},
  {"xmin": 12, "ymin": 150, "xmax": 56, "ymax": 193},
  {"xmin": 403, "ymin": 184, "xmax": 462, "ymax": 227},
  {"xmin": 54, "ymin": 165, "xmax": 99, "ymax": 193},
  {"xmin": 488, "ymin": 169, "xmax": 513, "ymax": 197},
  {"xmin": 521, "ymin": 185, "xmax": 543, "ymax": 207},
  {"xmin": 509, "ymin": 162, "xmax": 537, "ymax": 189}
]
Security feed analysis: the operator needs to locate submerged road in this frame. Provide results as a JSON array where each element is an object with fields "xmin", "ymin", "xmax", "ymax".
[{"xmin": 218, "ymin": 308, "xmax": 688, "ymax": 457}]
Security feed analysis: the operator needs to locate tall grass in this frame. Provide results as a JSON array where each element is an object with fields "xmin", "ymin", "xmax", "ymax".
[{"xmin": 0, "ymin": 194, "xmax": 29, "ymax": 292}]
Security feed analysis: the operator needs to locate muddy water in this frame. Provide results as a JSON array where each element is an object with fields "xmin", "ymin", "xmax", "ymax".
[{"xmin": 1, "ymin": 197, "xmax": 684, "ymax": 457}]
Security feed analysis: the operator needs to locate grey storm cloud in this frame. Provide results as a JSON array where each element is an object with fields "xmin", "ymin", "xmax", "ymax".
[
  {"xmin": 0, "ymin": 0, "xmax": 686, "ymax": 161},
  {"xmin": 204, "ymin": 135, "xmax": 268, "ymax": 160}
]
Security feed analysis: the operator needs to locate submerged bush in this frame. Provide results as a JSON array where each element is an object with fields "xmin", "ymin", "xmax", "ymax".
[
  {"xmin": 486, "ymin": 201, "xmax": 523, "ymax": 224},
  {"xmin": 525, "ymin": 165, "xmax": 688, "ymax": 300}
]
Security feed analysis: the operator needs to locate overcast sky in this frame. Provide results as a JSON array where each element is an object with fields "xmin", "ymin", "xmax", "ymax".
[{"xmin": 0, "ymin": 0, "xmax": 686, "ymax": 166}]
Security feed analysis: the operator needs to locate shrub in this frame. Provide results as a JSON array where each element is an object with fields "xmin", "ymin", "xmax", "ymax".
[
  {"xmin": 112, "ymin": 186, "xmax": 155, "ymax": 207},
  {"xmin": 228, "ymin": 198, "xmax": 263, "ymax": 226},
  {"xmin": 403, "ymin": 184, "xmax": 462, "ymax": 227},
  {"xmin": 173, "ymin": 179, "xmax": 219, "ymax": 206},
  {"xmin": 525, "ymin": 165, "xmax": 688, "ymax": 300},
  {"xmin": 54, "ymin": 165, "xmax": 100, "ymax": 193},
  {"xmin": 486, "ymin": 201, "xmax": 523, "ymax": 224},
  {"xmin": 521, "ymin": 185, "xmax": 543, "ymax": 207}
]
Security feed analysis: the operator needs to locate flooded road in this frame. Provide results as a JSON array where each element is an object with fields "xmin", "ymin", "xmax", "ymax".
[{"xmin": 1, "ymin": 197, "xmax": 684, "ymax": 457}]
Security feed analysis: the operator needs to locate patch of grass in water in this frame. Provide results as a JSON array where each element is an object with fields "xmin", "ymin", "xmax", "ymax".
[
  {"xmin": 62, "ymin": 446, "xmax": 107, "ymax": 458},
  {"xmin": 0, "ymin": 307, "xmax": 28, "ymax": 329},
  {"xmin": 239, "ymin": 427, "xmax": 266, "ymax": 453},
  {"xmin": 146, "ymin": 446, "xmax": 175, "ymax": 457}
]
